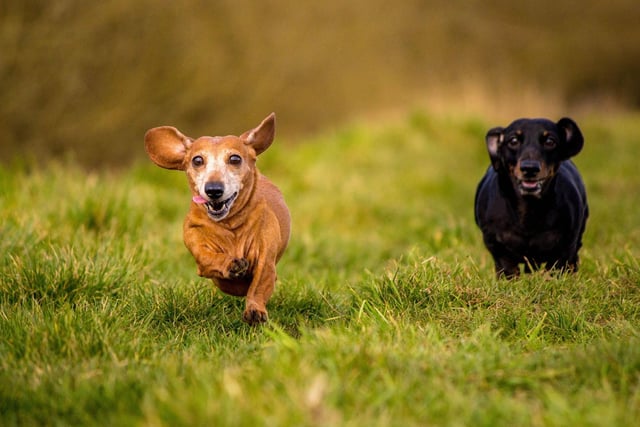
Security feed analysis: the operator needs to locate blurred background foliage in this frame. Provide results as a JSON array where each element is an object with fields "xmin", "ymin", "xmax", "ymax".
[{"xmin": 1, "ymin": 0, "xmax": 639, "ymax": 168}]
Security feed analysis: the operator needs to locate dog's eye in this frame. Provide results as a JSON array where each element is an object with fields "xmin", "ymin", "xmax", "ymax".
[
  {"xmin": 229, "ymin": 154, "xmax": 242, "ymax": 165},
  {"xmin": 543, "ymin": 138, "xmax": 557, "ymax": 149},
  {"xmin": 507, "ymin": 137, "xmax": 520, "ymax": 148},
  {"xmin": 192, "ymin": 155, "xmax": 204, "ymax": 167}
]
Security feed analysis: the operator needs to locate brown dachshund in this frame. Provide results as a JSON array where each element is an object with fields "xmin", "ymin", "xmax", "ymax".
[{"xmin": 145, "ymin": 113, "xmax": 290, "ymax": 324}]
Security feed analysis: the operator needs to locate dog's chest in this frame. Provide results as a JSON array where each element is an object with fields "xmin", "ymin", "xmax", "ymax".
[
  {"xmin": 207, "ymin": 224, "xmax": 258, "ymax": 257},
  {"xmin": 496, "ymin": 226, "xmax": 563, "ymax": 254}
]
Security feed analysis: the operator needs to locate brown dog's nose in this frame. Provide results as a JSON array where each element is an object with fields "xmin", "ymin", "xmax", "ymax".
[
  {"xmin": 204, "ymin": 182, "xmax": 225, "ymax": 199},
  {"xmin": 520, "ymin": 160, "xmax": 541, "ymax": 178}
]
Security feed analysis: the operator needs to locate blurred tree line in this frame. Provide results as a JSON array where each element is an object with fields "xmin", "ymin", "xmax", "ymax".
[{"xmin": 1, "ymin": 0, "xmax": 639, "ymax": 167}]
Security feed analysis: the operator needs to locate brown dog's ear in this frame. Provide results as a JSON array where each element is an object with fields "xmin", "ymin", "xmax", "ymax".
[
  {"xmin": 144, "ymin": 126, "xmax": 193, "ymax": 170},
  {"xmin": 486, "ymin": 127, "xmax": 504, "ymax": 171},
  {"xmin": 557, "ymin": 117, "xmax": 584, "ymax": 159},
  {"xmin": 240, "ymin": 113, "xmax": 276, "ymax": 155}
]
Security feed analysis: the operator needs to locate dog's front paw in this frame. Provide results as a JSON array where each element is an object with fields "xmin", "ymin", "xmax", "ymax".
[
  {"xmin": 243, "ymin": 302, "xmax": 268, "ymax": 325},
  {"xmin": 228, "ymin": 258, "xmax": 250, "ymax": 279}
]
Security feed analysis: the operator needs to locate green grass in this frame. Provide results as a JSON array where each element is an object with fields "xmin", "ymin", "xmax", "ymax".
[{"xmin": 1, "ymin": 111, "xmax": 640, "ymax": 426}]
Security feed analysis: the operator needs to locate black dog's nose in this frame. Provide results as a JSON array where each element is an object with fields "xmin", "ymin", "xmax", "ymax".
[
  {"xmin": 204, "ymin": 182, "xmax": 225, "ymax": 199},
  {"xmin": 520, "ymin": 160, "xmax": 541, "ymax": 177}
]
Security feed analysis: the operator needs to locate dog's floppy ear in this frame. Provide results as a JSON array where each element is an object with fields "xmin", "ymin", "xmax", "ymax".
[
  {"xmin": 144, "ymin": 126, "xmax": 193, "ymax": 170},
  {"xmin": 485, "ymin": 127, "xmax": 504, "ymax": 171},
  {"xmin": 557, "ymin": 117, "xmax": 584, "ymax": 159},
  {"xmin": 241, "ymin": 113, "xmax": 276, "ymax": 155}
]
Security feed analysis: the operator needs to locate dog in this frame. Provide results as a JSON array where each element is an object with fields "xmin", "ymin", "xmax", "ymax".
[
  {"xmin": 474, "ymin": 117, "xmax": 588, "ymax": 278},
  {"xmin": 144, "ymin": 113, "xmax": 290, "ymax": 324}
]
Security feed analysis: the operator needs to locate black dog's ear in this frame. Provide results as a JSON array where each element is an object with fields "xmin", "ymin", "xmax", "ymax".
[
  {"xmin": 557, "ymin": 117, "xmax": 584, "ymax": 159},
  {"xmin": 485, "ymin": 127, "xmax": 504, "ymax": 170}
]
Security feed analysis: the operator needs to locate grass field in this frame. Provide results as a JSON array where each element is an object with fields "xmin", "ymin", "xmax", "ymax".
[{"xmin": 1, "ymin": 111, "xmax": 639, "ymax": 426}]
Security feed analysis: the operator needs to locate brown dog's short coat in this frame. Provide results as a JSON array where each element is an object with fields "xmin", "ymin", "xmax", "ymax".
[{"xmin": 145, "ymin": 113, "xmax": 290, "ymax": 324}]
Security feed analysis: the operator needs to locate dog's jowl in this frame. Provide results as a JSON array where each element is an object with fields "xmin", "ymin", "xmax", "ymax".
[
  {"xmin": 144, "ymin": 113, "xmax": 290, "ymax": 324},
  {"xmin": 474, "ymin": 118, "xmax": 588, "ymax": 278}
]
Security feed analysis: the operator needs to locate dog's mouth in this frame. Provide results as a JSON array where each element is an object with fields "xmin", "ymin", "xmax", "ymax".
[
  {"xmin": 192, "ymin": 192, "xmax": 238, "ymax": 220},
  {"xmin": 517, "ymin": 179, "xmax": 544, "ymax": 196}
]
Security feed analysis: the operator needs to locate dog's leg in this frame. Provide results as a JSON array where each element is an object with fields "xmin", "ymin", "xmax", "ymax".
[
  {"xmin": 565, "ymin": 247, "xmax": 580, "ymax": 273},
  {"xmin": 197, "ymin": 255, "xmax": 251, "ymax": 280},
  {"xmin": 183, "ymin": 223, "xmax": 252, "ymax": 281},
  {"xmin": 545, "ymin": 244, "xmax": 580, "ymax": 274},
  {"xmin": 242, "ymin": 253, "xmax": 277, "ymax": 325},
  {"xmin": 493, "ymin": 255, "xmax": 520, "ymax": 279},
  {"xmin": 567, "ymin": 257, "xmax": 579, "ymax": 273},
  {"xmin": 523, "ymin": 257, "xmax": 538, "ymax": 274},
  {"xmin": 185, "ymin": 240, "xmax": 251, "ymax": 281},
  {"xmin": 545, "ymin": 257, "xmax": 578, "ymax": 274}
]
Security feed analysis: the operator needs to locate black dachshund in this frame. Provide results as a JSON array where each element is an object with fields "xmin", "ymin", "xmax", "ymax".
[{"xmin": 474, "ymin": 118, "xmax": 588, "ymax": 278}]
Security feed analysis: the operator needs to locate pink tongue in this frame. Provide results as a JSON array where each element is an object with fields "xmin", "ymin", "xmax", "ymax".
[
  {"xmin": 522, "ymin": 181, "xmax": 538, "ymax": 188},
  {"xmin": 192, "ymin": 195, "xmax": 207, "ymax": 204}
]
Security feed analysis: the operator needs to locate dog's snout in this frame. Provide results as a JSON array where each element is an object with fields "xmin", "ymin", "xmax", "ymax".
[
  {"xmin": 204, "ymin": 182, "xmax": 225, "ymax": 199},
  {"xmin": 519, "ymin": 160, "xmax": 541, "ymax": 177}
]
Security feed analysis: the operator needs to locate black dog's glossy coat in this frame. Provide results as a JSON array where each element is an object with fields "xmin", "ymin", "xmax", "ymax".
[{"xmin": 474, "ymin": 118, "xmax": 588, "ymax": 278}]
